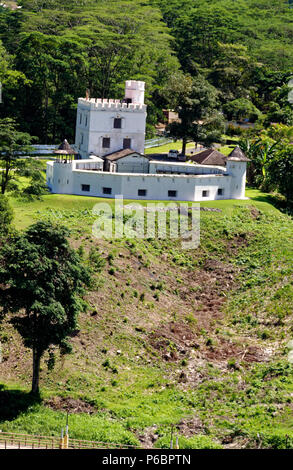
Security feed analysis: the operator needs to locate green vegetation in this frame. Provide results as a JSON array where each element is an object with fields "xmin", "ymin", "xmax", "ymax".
[
  {"xmin": 0, "ymin": 194, "xmax": 13, "ymax": 236},
  {"xmin": 0, "ymin": 0, "xmax": 292, "ymax": 450},
  {"xmin": 162, "ymin": 73, "xmax": 224, "ymax": 154},
  {"xmin": 0, "ymin": 221, "xmax": 92, "ymax": 394},
  {"xmin": 0, "ymin": 118, "xmax": 36, "ymax": 195},
  {"xmin": 0, "ymin": 189, "xmax": 292, "ymax": 448},
  {"xmin": 0, "ymin": 0, "xmax": 292, "ymax": 142},
  {"xmin": 238, "ymin": 124, "xmax": 293, "ymax": 203}
]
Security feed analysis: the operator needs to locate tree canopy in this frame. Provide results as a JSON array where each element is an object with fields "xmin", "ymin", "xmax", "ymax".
[
  {"xmin": 0, "ymin": 221, "xmax": 92, "ymax": 394},
  {"xmin": 0, "ymin": 0, "xmax": 292, "ymax": 141},
  {"xmin": 0, "ymin": 118, "xmax": 35, "ymax": 194}
]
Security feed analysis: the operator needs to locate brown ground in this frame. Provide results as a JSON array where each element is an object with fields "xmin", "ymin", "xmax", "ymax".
[{"xmin": 44, "ymin": 396, "xmax": 98, "ymax": 414}]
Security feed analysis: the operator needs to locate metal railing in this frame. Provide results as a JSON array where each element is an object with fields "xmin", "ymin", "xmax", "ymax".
[{"xmin": 0, "ymin": 431, "xmax": 139, "ymax": 449}]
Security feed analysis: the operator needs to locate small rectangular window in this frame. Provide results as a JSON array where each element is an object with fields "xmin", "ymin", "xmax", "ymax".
[
  {"xmin": 202, "ymin": 190, "xmax": 209, "ymax": 197},
  {"xmin": 114, "ymin": 118, "xmax": 122, "ymax": 129},
  {"xmin": 79, "ymin": 113, "xmax": 82, "ymax": 124},
  {"xmin": 103, "ymin": 187, "xmax": 112, "ymax": 195},
  {"xmin": 81, "ymin": 184, "xmax": 90, "ymax": 192},
  {"xmin": 123, "ymin": 138, "xmax": 131, "ymax": 149},
  {"xmin": 138, "ymin": 189, "xmax": 147, "ymax": 196},
  {"xmin": 218, "ymin": 188, "xmax": 224, "ymax": 195},
  {"xmin": 85, "ymin": 116, "xmax": 88, "ymax": 127},
  {"xmin": 102, "ymin": 137, "xmax": 110, "ymax": 148},
  {"xmin": 168, "ymin": 190, "xmax": 177, "ymax": 197}
]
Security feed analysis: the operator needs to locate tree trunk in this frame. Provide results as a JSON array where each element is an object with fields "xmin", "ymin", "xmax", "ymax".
[
  {"xmin": 182, "ymin": 137, "xmax": 187, "ymax": 156},
  {"xmin": 31, "ymin": 348, "xmax": 41, "ymax": 395}
]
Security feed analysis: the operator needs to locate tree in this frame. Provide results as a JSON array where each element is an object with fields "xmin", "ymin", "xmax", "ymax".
[
  {"xmin": 0, "ymin": 221, "xmax": 92, "ymax": 394},
  {"xmin": 267, "ymin": 145, "xmax": 293, "ymax": 201},
  {"xmin": 209, "ymin": 43, "xmax": 257, "ymax": 102},
  {"xmin": 164, "ymin": 73, "xmax": 224, "ymax": 154},
  {"xmin": 0, "ymin": 194, "xmax": 13, "ymax": 237},
  {"xmin": 223, "ymin": 98, "xmax": 262, "ymax": 123},
  {"xmin": 239, "ymin": 136, "xmax": 279, "ymax": 188},
  {"xmin": 0, "ymin": 118, "xmax": 35, "ymax": 194},
  {"xmin": 3, "ymin": 1, "xmax": 178, "ymax": 142}
]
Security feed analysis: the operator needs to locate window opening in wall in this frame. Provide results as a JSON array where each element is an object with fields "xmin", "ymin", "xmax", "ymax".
[
  {"xmin": 114, "ymin": 118, "xmax": 122, "ymax": 129},
  {"xmin": 81, "ymin": 184, "xmax": 90, "ymax": 192},
  {"xmin": 103, "ymin": 187, "xmax": 112, "ymax": 194},
  {"xmin": 138, "ymin": 189, "xmax": 147, "ymax": 196},
  {"xmin": 123, "ymin": 138, "xmax": 131, "ymax": 149},
  {"xmin": 102, "ymin": 137, "xmax": 110, "ymax": 148},
  {"xmin": 168, "ymin": 190, "xmax": 177, "ymax": 197}
]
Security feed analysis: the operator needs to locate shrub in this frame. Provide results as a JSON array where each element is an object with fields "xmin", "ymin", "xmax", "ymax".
[
  {"xmin": 0, "ymin": 194, "xmax": 13, "ymax": 237},
  {"xmin": 155, "ymin": 434, "xmax": 222, "ymax": 449}
]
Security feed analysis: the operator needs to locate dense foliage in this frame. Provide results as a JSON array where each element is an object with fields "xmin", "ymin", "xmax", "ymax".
[
  {"xmin": 0, "ymin": 0, "xmax": 292, "ymax": 143},
  {"xmin": 0, "ymin": 194, "xmax": 13, "ymax": 237},
  {"xmin": 0, "ymin": 221, "xmax": 92, "ymax": 393},
  {"xmin": 0, "ymin": 118, "xmax": 36, "ymax": 194},
  {"xmin": 239, "ymin": 124, "xmax": 293, "ymax": 201}
]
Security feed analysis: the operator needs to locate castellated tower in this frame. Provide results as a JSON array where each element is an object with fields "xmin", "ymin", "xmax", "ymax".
[{"xmin": 75, "ymin": 80, "xmax": 147, "ymax": 158}]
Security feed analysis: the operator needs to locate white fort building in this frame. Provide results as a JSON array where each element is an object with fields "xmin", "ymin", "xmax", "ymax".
[{"xmin": 46, "ymin": 80, "xmax": 249, "ymax": 201}]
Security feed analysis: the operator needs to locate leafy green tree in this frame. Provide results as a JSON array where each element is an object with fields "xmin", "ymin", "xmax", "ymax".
[
  {"xmin": 0, "ymin": 118, "xmax": 35, "ymax": 194},
  {"xmin": 11, "ymin": 32, "xmax": 88, "ymax": 142},
  {"xmin": 223, "ymin": 98, "xmax": 262, "ymax": 123},
  {"xmin": 0, "ymin": 194, "xmax": 13, "ymax": 237},
  {"xmin": 267, "ymin": 145, "xmax": 293, "ymax": 201},
  {"xmin": 164, "ymin": 73, "xmax": 224, "ymax": 154},
  {"xmin": 0, "ymin": 221, "xmax": 92, "ymax": 394},
  {"xmin": 20, "ymin": 159, "xmax": 49, "ymax": 199},
  {"xmin": 5, "ymin": 0, "xmax": 178, "ymax": 142},
  {"xmin": 209, "ymin": 43, "xmax": 257, "ymax": 102},
  {"xmin": 265, "ymin": 124, "xmax": 293, "ymax": 142},
  {"xmin": 0, "ymin": 40, "xmax": 23, "ymax": 86}
]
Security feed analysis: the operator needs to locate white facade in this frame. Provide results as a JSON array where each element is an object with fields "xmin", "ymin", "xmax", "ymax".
[
  {"xmin": 75, "ymin": 80, "xmax": 147, "ymax": 158},
  {"xmin": 114, "ymin": 154, "xmax": 150, "ymax": 174},
  {"xmin": 47, "ymin": 80, "xmax": 248, "ymax": 202},
  {"xmin": 46, "ymin": 159, "xmax": 247, "ymax": 202}
]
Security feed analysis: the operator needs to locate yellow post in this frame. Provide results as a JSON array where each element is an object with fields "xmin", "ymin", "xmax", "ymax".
[
  {"xmin": 64, "ymin": 433, "xmax": 69, "ymax": 449},
  {"xmin": 64, "ymin": 414, "xmax": 69, "ymax": 449},
  {"xmin": 59, "ymin": 429, "xmax": 64, "ymax": 449}
]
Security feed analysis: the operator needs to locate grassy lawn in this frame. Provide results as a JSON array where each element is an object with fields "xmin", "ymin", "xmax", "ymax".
[
  {"xmin": 144, "ymin": 135, "xmax": 240, "ymax": 156},
  {"xmin": 9, "ymin": 188, "xmax": 280, "ymax": 232},
  {"xmin": 144, "ymin": 141, "xmax": 196, "ymax": 155}
]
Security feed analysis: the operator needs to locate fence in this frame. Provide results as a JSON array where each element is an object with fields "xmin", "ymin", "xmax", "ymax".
[{"xmin": 0, "ymin": 431, "xmax": 139, "ymax": 449}]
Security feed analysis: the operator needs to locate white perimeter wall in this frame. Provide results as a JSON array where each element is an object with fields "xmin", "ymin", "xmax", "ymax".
[{"xmin": 47, "ymin": 162, "xmax": 237, "ymax": 201}]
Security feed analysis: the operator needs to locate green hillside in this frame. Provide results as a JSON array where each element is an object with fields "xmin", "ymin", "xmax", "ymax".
[{"xmin": 0, "ymin": 189, "xmax": 292, "ymax": 449}]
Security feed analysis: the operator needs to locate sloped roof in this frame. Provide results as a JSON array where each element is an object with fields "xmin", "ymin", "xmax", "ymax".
[
  {"xmin": 104, "ymin": 148, "xmax": 150, "ymax": 162},
  {"xmin": 54, "ymin": 139, "xmax": 77, "ymax": 155},
  {"xmin": 188, "ymin": 149, "xmax": 227, "ymax": 166},
  {"xmin": 227, "ymin": 146, "xmax": 250, "ymax": 161}
]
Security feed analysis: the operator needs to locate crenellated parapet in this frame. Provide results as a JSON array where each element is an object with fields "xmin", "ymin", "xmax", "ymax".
[{"xmin": 78, "ymin": 98, "xmax": 147, "ymax": 112}]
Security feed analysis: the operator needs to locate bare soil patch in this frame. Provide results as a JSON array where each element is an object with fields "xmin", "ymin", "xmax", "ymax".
[
  {"xmin": 204, "ymin": 338, "xmax": 266, "ymax": 363},
  {"xmin": 44, "ymin": 396, "xmax": 98, "ymax": 414}
]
